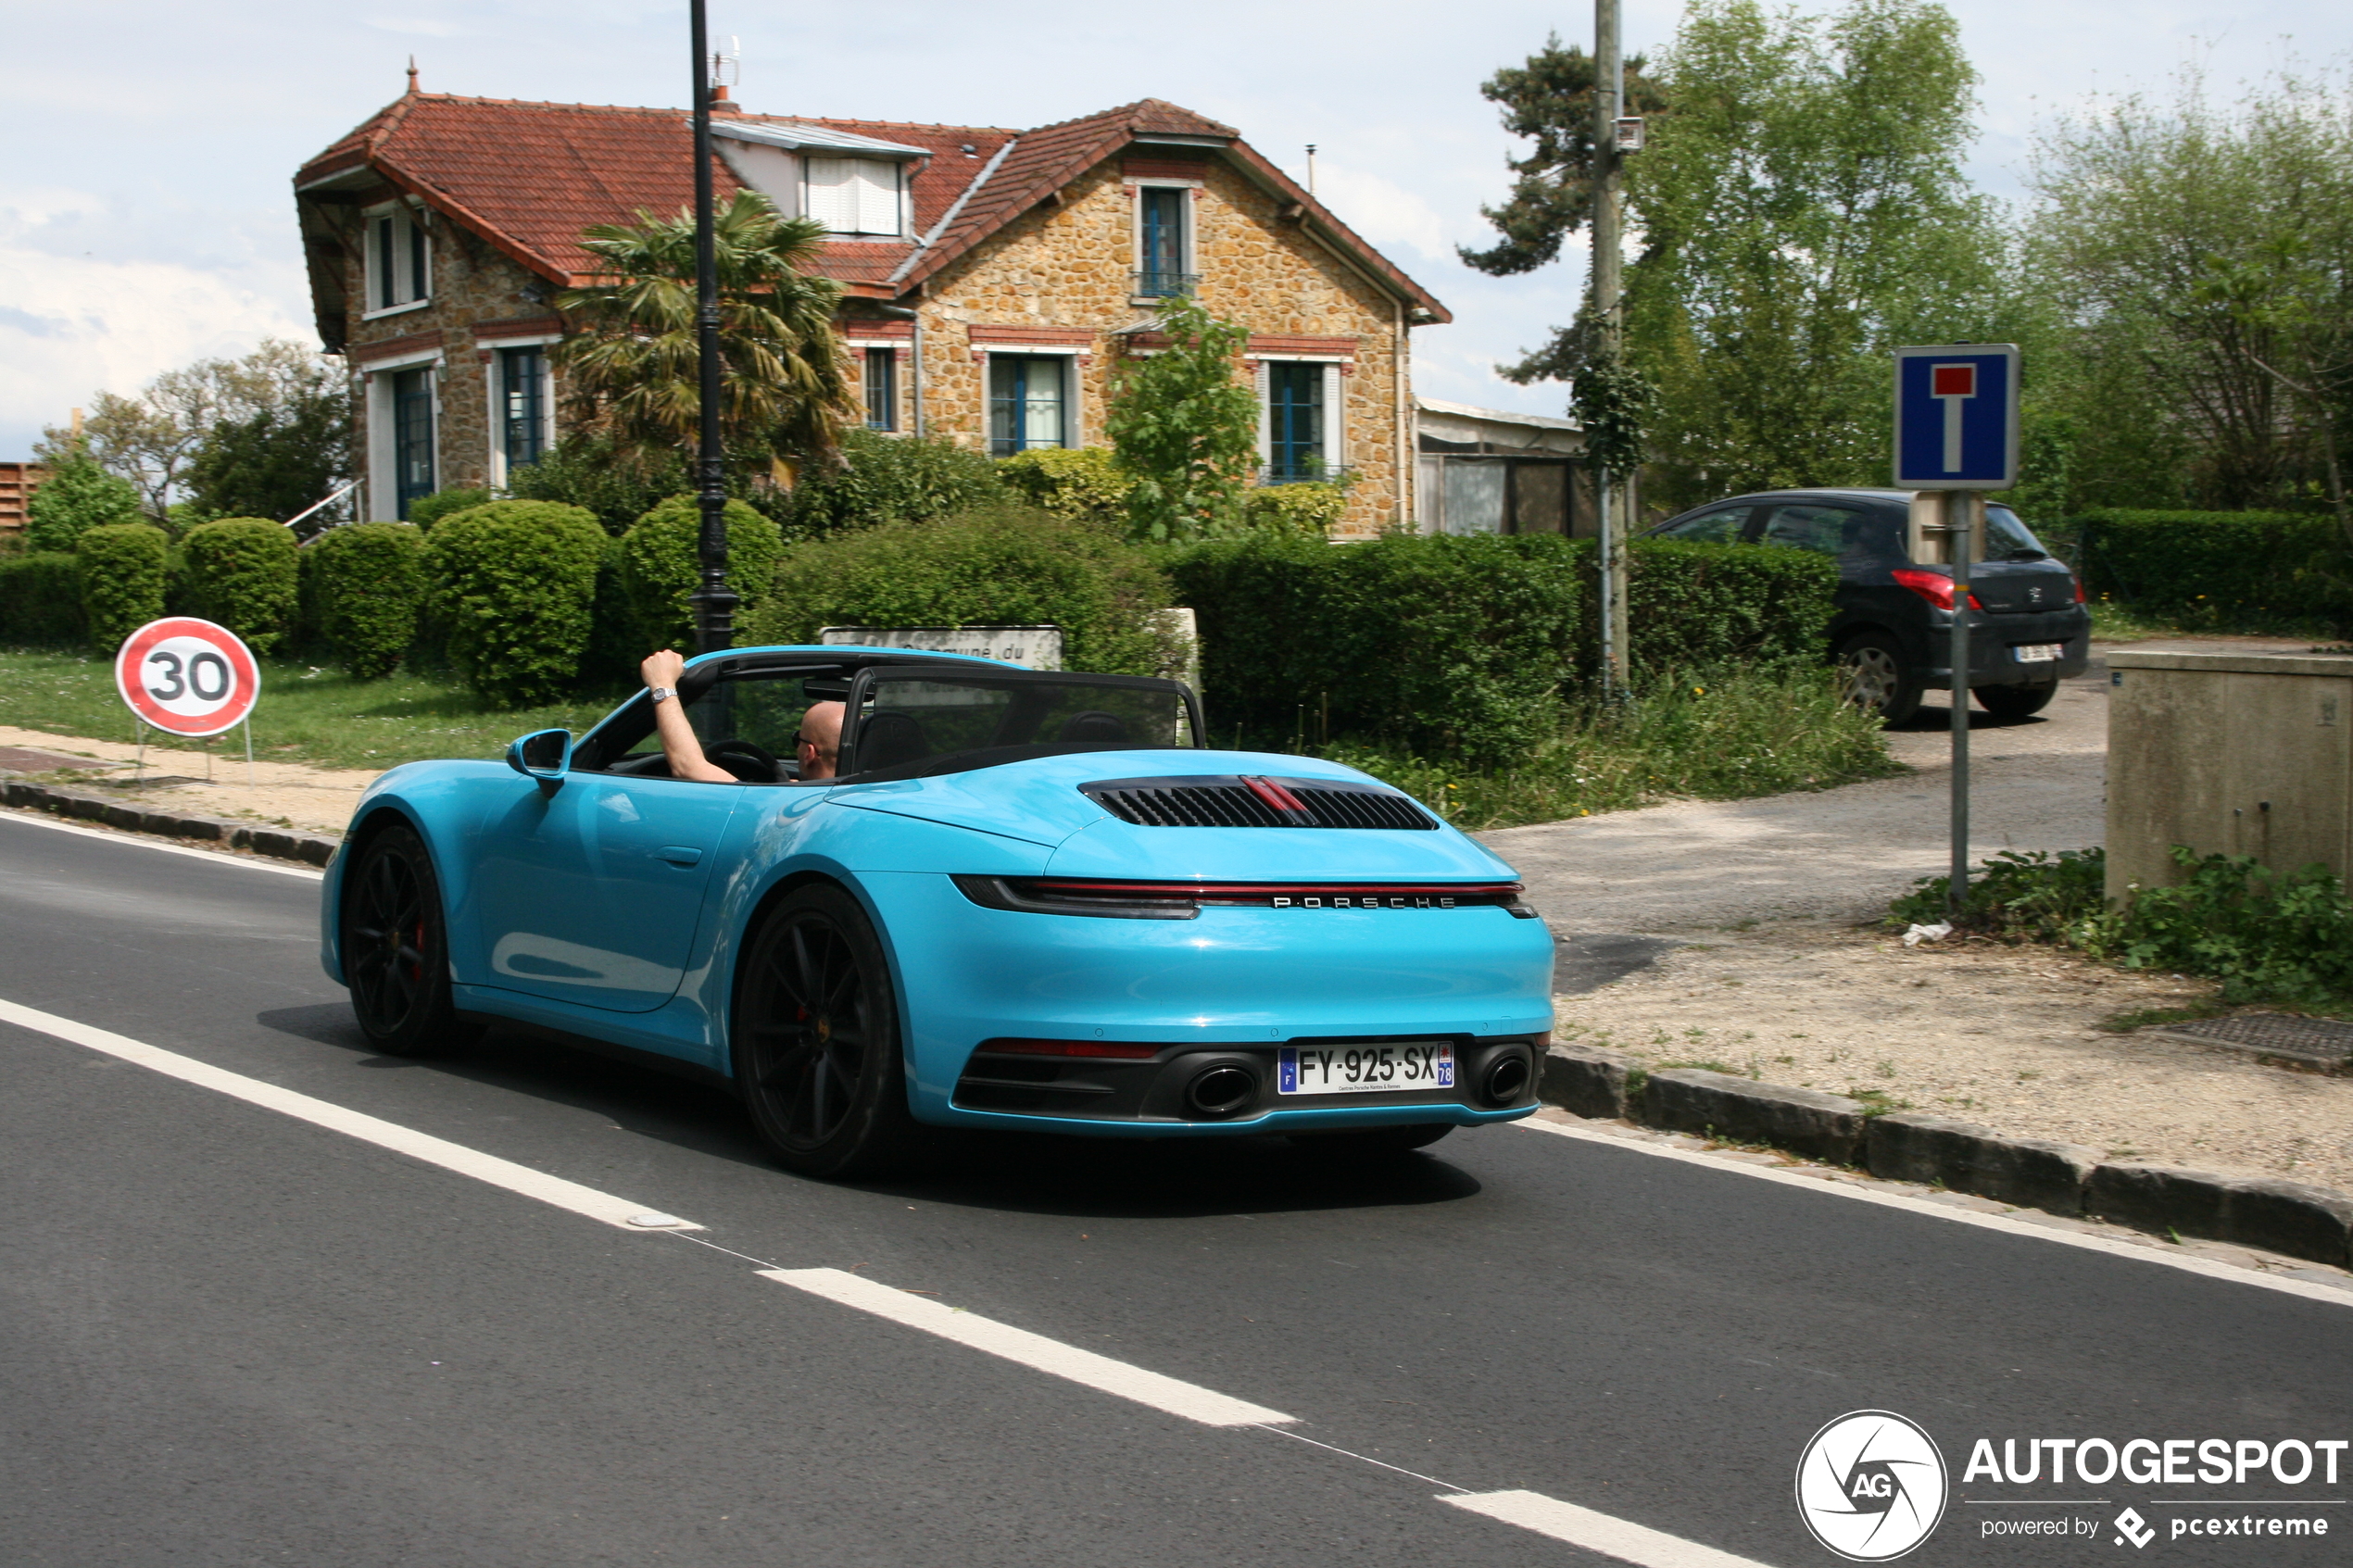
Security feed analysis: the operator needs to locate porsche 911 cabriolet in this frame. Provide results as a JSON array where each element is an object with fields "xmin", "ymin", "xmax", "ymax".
[{"xmin": 321, "ymin": 646, "xmax": 1554, "ymax": 1176}]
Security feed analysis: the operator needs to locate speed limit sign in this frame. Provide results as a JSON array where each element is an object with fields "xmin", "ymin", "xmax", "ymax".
[{"xmin": 115, "ymin": 618, "xmax": 261, "ymax": 738}]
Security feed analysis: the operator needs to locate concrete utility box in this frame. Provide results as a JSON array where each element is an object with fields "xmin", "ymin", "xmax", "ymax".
[{"xmin": 2106, "ymin": 650, "xmax": 2353, "ymax": 901}]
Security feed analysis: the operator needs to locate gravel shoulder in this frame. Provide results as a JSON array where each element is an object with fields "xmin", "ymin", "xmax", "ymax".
[
  {"xmin": 0, "ymin": 724, "xmax": 378, "ymax": 835},
  {"xmin": 1478, "ymin": 636, "xmax": 2353, "ymax": 1195}
]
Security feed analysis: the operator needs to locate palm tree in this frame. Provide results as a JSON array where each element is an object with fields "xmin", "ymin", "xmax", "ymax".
[{"xmin": 557, "ymin": 191, "xmax": 854, "ymax": 468}]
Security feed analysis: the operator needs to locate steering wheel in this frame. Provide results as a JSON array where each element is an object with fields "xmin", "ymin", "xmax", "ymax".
[{"xmin": 703, "ymin": 738, "xmax": 784, "ymax": 784}]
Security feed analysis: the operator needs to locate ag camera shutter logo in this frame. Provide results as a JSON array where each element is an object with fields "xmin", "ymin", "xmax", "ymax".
[{"xmin": 1795, "ymin": 1410, "xmax": 1949, "ymax": 1561}]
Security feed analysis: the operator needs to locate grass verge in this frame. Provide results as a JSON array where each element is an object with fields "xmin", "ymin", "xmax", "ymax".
[
  {"xmin": 0, "ymin": 647, "xmax": 629, "ymax": 772},
  {"xmin": 1322, "ymin": 664, "xmax": 1905, "ymax": 831}
]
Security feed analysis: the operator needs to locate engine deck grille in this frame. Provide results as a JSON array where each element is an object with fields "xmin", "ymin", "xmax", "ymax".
[{"xmin": 1081, "ymin": 774, "xmax": 1438, "ymax": 830}]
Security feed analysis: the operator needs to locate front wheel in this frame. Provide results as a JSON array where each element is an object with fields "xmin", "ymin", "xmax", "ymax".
[
  {"xmin": 1976, "ymin": 680, "xmax": 2058, "ymax": 720},
  {"xmin": 343, "ymin": 824, "xmax": 474, "ymax": 1057},
  {"xmin": 1836, "ymin": 631, "xmax": 1925, "ymax": 726},
  {"xmin": 733, "ymin": 884, "xmax": 926, "ymax": 1179}
]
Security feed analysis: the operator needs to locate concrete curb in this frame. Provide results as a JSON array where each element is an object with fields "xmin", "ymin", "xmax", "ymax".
[
  {"xmin": 3, "ymin": 779, "xmax": 339, "ymax": 868},
  {"xmin": 1541, "ymin": 1044, "xmax": 2353, "ymax": 1267}
]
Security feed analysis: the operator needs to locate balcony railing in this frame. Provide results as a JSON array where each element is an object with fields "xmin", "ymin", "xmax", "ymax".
[
  {"xmin": 1258, "ymin": 462, "xmax": 1356, "ymax": 487},
  {"xmin": 1131, "ymin": 270, "xmax": 1200, "ymax": 298}
]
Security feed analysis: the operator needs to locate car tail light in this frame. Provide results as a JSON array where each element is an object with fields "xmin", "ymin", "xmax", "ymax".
[
  {"xmin": 1891, "ymin": 568, "xmax": 1982, "ymax": 611},
  {"xmin": 2073, "ymin": 575, "xmax": 2086, "ymax": 604},
  {"xmin": 976, "ymin": 1038, "xmax": 1161, "ymax": 1060}
]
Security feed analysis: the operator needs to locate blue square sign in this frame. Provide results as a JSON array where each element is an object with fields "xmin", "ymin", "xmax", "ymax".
[{"xmin": 1894, "ymin": 344, "xmax": 2020, "ymax": 489}]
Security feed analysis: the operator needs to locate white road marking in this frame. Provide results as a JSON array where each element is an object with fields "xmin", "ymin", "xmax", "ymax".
[
  {"xmin": 0, "ymin": 997, "xmax": 700, "ymax": 1232},
  {"xmin": 759, "ymin": 1266, "xmax": 1296, "ymax": 1427},
  {"xmin": 0, "ymin": 807, "xmax": 326, "ymax": 880},
  {"xmin": 1516, "ymin": 1116, "xmax": 2353, "ymax": 1310},
  {"xmin": 1441, "ymin": 1491, "xmax": 1772, "ymax": 1567}
]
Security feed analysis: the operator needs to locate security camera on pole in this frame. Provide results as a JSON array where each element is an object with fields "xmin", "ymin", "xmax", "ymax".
[{"xmin": 1892, "ymin": 343, "xmax": 2020, "ymax": 914}]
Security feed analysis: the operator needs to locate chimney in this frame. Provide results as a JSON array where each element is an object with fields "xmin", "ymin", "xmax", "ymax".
[{"xmin": 709, "ymin": 84, "xmax": 741, "ymax": 114}]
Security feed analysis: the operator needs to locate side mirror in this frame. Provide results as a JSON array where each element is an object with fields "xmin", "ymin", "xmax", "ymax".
[{"xmin": 507, "ymin": 728, "xmax": 573, "ymax": 792}]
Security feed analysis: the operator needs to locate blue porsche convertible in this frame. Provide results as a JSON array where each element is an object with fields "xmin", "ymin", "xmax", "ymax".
[{"xmin": 321, "ymin": 646, "xmax": 1554, "ymax": 1176}]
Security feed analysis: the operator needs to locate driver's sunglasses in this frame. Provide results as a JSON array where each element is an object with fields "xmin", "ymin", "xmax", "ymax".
[{"xmin": 793, "ymin": 733, "xmax": 813, "ymax": 749}]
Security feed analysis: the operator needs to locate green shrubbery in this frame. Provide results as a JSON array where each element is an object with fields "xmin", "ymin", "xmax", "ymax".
[
  {"xmin": 996, "ymin": 447, "xmax": 1134, "ymax": 523},
  {"xmin": 618, "ymin": 495, "xmax": 786, "ymax": 652},
  {"xmin": 744, "ymin": 505, "xmax": 1183, "ymax": 676},
  {"xmin": 779, "ymin": 428, "xmax": 1006, "ymax": 537},
  {"xmin": 0, "ymin": 554, "xmax": 86, "ymax": 646},
  {"xmin": 403, "ymin": 487, "xmax": 495, "ymax": 532},
  {"xmin": 1624, "ymin": 539, "xmax": 1843, "ymax": 669},
  {"xmin": 1239, "ymin": 482, "xmax": 1349, "ymax": 536},
  {"xmin": 76, "ymin": 524, "xmax": 171, "ymax": 648},
  {"xmin": 2072, "ymin": 509, "xmax": 2351, "ymax": 632},
  {"xmin": 423, "ymin": 501, "xmax": 607, "ymax": 704},
  {"xmin": 181, "ymin": 517, "xmax": 298, "ymax": 652},
  {"xmin": 26, "ymin": 453, "xmax": 143, "ymax": 552},
  {"xmin": 307, "ymin": 523, "xmax": 429, "ymax": 677}
]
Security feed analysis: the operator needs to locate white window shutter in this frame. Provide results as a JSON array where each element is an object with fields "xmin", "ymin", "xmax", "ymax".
[
  {"xmin": 804, "ymin": 158, "xmax": 857, "ymax": 232},
  {"xmin": 1322, "ymin": 364, "xmax": 1344, "ymax": 470},
  {"xmin": 1253, "ymin": 360, "xmax": 1271, "ymax": 468}
]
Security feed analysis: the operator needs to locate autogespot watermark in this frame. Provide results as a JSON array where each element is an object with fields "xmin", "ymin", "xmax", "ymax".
[{"xmin": 1798, "ymin": 1413, "xmax": 2347, "ymax": 1557}]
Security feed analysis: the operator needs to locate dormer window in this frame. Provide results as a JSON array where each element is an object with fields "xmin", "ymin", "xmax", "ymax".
[
  {"xmin": 365, "ymin": 202, "xmax": 430, "ymax": 315},
  {"xmin": 804, "ymin": 157, "xmax": 904, "ymax": 237}
]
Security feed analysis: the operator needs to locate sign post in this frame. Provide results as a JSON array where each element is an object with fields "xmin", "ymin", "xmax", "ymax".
[
  {"xmin": 1894, "ymin": 344, "xmax": 2020, "ymax": 914},
  {"xmin": 114, "ymin": 618, "xmax": 263, "ymax": 785}
]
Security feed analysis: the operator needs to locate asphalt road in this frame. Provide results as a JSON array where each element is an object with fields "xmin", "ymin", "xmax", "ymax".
[{"xmin": 4, "ymin": 812, "xmax": 2348, "ymax": 1568}]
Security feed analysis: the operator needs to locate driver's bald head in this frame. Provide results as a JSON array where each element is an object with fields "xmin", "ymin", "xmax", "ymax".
[{"xmin": 799, "ymin": 701, "xmax": 844, "ymax": 780}]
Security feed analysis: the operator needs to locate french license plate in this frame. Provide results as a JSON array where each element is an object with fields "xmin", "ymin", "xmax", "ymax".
[
  {"xmin": 2012, "ymin": 643, "xmax": 2063, "ymax": 663},
  {"xmin": 1277, "ymin": 1042, "xmax": 1454, "ymax": 1095}
]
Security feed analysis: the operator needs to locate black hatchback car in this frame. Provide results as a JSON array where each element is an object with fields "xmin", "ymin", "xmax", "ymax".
[{"xmin": 1642, "ymin": 488, "xmax": 2091, "ymax": 723}]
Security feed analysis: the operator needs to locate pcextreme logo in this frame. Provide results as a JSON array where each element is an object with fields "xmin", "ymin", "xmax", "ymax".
[{"xmin": 1795, "ymin": 1411, "xmax": 1950, "ymax": 1562}]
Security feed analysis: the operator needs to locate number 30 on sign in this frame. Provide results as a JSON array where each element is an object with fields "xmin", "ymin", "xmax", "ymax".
[{"xmin": 114, "ymin": 618, "xmax": 261, "ymax": 737}]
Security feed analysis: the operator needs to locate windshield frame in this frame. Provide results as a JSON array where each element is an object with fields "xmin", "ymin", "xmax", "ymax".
[{"xmin": 837, "ymin": 665, "xmax": 1205, "ymax": 782}]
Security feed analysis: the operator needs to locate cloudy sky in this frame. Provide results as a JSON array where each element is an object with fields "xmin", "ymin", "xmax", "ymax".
[{"xmin": 0, "ymin": 0, "xmax": 2341, "ymax": 458}]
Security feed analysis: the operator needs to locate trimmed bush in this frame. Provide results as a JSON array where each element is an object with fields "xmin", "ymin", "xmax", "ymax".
[
  {"xmin": 780, "ymin": 428, "xmax": 1006, "ymax": 537},
  {"xmin": 76, "ymin": 524, "xmax": 171, "ymax": 650},
  {"xmin": 308, "ymin": 523, "xmax": 429, "ymax": 677},
  {"xmin": 0, "ymin": 553, "xmax": 86, "ymax": 646},
  {"xmin": 404, "ymin": 487, "xmax": 495, "ymax": 532},
  {"xmin": 26, "ymin": 453, "xmax": 143, "ymax": 552},
  {"xmin": 1241, "ymin": 482, "xmax": 1347, "ymax": 537},
  {"xmin": 1170, "ymin": 533, "xmax": 1584, "ymax": 762},
  {"xmin": 997, "ymin": 447, "xmax": 1134, "ymax": 523},
  {"xmin": 618, "ymin": 495, "xmax": 786, "ymax": 654},
  {"xmin": 423, "ymin": 501, "xmax": 607, "ymax": 705},
  {"xmin": 1626, "ymin": 539, "xmax": 1843, "ymax": 671},
  {"xmin": 181, "ymin": 517, "xmax": 299, "ymax": 653},
  {"xmin": 506, "ymin": 437, "xmax": 693, "ymax": 536},
  {"xmin": 2072, "ymin": 508, "xmax": 2350, "ymax": 629},
  {"xmin": 743, "ymin": 505, "xmax": 1182, "ymax": 676}
]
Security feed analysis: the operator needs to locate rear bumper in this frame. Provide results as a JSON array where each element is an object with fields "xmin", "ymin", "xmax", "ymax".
[{"xmin": 1921, "ymin": 608, "xmax": 2091, "ymax": 690}]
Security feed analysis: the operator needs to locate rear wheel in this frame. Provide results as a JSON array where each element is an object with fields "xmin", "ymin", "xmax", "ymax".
[
  {"xmin": 343, "ymin": 824, "xmax": 474, "ymax": 1057},
  {"xmin": 1289, "ymin": 1123, "xmax": 1455, "ymax": 1158},
  {"xmin": 1976, "ymin": 680, "xmax": 2057, "ymax": 720},
  {"xmin": 733, "ymin": 884, "xmax": 926, "ymax": 1179},
  {"xmin": 1836, "ymin": 631, "xmax": 1925, "ymax": 725}
]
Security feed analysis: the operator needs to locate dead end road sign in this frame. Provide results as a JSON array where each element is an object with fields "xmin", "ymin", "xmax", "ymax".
[
  {"xmin": 115, "ymin": 618, "xmax": 261, "ymax": 738},
  {"xmin": 1894, "ymin": 344, "xmax": 2020, "ymax": 490}
]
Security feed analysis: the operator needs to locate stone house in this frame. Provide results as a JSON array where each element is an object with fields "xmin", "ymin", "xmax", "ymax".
[{"xmin": 293, "ymin": 84, "xmax": 1451, "ymax": 536}]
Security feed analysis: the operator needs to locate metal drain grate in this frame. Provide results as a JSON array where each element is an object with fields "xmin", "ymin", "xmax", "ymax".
[{"xmin": 2147, "ymin": 1012, "xmax": 2353, "ymax": 1067}]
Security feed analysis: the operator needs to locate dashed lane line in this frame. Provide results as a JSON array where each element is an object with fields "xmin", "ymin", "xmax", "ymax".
[
  {"xmin": 0, "ymin": 996, "xmax": 700, "ymax": 1233},
  {"xmin": 1442, "ymin": 1491, "xmax": 1774, "ymax": 1567}
]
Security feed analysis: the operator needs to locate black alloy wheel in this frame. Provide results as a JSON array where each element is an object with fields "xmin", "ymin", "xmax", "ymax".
[
  {"xmin": 1289, "ymin": 1123, "xmax": 1455, "ymax": 1158},
  {"xmin": 343, "ymin": 824, "xmax": 473, "ymax": 1056},
  {"xmin": 1975, "ymin": 680, "xmax": 2058, "ymax": 721},
  {"xmin": 1835, "ymin": 630, "xmax": 1926, "ymax": 726},
  {"xmin": 733, "ymin": 884, "xmax": 925, "ymax": 1178}
]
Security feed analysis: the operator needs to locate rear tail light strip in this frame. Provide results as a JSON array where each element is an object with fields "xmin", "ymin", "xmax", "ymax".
[
  {"xmin": 1891, "ymin": 567, "xmax": 1983, "ymax": 612},
  {"xmin": 952, "ymin": 876, "xmax": 1537, "ymax": 921}
]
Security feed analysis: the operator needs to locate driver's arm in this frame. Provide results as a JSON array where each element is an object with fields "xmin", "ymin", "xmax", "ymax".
[{"xmin": 639, "ymin": 649, "xmax": 736, "ymax": 783}]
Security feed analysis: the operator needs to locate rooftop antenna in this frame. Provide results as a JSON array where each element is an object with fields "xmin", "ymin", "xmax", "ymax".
[
  {"xmin": 709, "ymin": 34, "xmax": 740, "ymax": 107},
  {"xmin": 406, "ymin": 56, "xmax": 419, "ymax": 94},
  {"xmin": 1305, "ymin": 144, "xmax": 1317, "ymax": 195}
]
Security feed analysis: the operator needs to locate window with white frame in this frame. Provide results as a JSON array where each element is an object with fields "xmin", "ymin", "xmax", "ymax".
[
  {"xmin": 1256, "ymin": 359, "xmax": 1344, "ymax": 483},
  {"xmin": 862, "ymin": 347, "xmax": 899, "ymax": 431},
  {"xmin": 988, "ymin": 355, "xmax": 1070, "ymax": 455},
  {"xmin": 804, "ymin": 158, "xmax": 904, "ymax": 237},
  {"xmin": 1134, "ymin": 185, "xmax": 1193, "ymax": 296},
  {"xmin": 493, "ymin": 345, "xmax": 554, "ymax": 478},
  {"xmin": 365, "ymin": 202, "xmax": 431, "ymax": 314}
]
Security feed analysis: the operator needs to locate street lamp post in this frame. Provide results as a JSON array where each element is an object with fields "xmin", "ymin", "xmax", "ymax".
[{"xmin": 687, "ymin": 0, "xmax": 737, "ymax": 653}]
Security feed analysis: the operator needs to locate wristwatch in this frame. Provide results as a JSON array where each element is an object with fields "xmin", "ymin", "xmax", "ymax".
[{"xmin": 648, "ymin": 685, "xmax": 676, "ymax": 705}]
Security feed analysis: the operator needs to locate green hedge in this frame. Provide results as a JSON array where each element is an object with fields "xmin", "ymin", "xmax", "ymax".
[
  {"xmin": 423, "ymin": 501, "xmax": 607, "ymax": 705},
  {"xmin": 26, "ymin": 454, "xmax": 143, "ymax": 552},
  {"xmin": 308, "ymin": 523, "xmax": 429, "ymax": 677},
  {"xmin": 0, "ymin": 553, "xmax": 86, "ymax": 646},
  {"xmin": 780, "ymin": 428, "xmax": 1006, "ymax": 537},
  {"xmin": 997, "ymin": 447, "xmax": 1133, "ymax": 523},
  {"xmin": 404, "ymin": 487, "xmax": 494, "ymax": 532},
  {"xmin": 2072, "ymin": 509, "xmax": 2351, "ymax": 627},
  {"xmin": 744, "ymin": 505, "xmax": 1182, "ymax": 677},
  {"xmin": 618, "ymin": 495, "xmax": 786, "ymax": 653},
  {"xmin": 77, "ymin": 524, "xmax": 171, "ymax": 649},
  {"xmin": 181, "ymin": 517, "xmax": 299, "ymax": 653},
  {"xmin": 1240, "ymin": 482, "xmax": 1349, "ymax": 536},
  {"xmin": 1169, "ymin": 533, "xmax": 1585, "ymax": 763},
  {"xmin": 1167, "ymin": 533, "xmax": 1842, "ymax": 764}
]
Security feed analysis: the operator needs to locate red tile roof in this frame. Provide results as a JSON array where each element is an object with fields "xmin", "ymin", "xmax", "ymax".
[{"xmin": 296, "ymin": 91, "xmax": 1447, "ymax": 319}]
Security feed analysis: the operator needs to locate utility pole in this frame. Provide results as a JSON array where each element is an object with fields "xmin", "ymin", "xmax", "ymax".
[
  {"xmin": 1592, "ymin": 0, "xmax": 1629, "ymax": 695},
  {"xmin": 687, "ymin": 0, "xmax": 736, "ymax": 654}
]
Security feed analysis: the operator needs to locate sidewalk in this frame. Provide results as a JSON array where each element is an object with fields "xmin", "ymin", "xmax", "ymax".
[{"xmin": 0, "ymin": 724, "xmax": 379, "ymax": 837}]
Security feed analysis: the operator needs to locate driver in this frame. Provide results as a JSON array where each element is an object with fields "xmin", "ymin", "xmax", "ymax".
[{"xmin": 638, "ymin": 650, "xmax": 845, "ymax": 784}]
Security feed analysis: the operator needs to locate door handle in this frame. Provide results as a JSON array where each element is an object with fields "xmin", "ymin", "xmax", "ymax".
[{"xmin": 654, "ymin": 846, "xmax": 703, "ymax": 867}]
